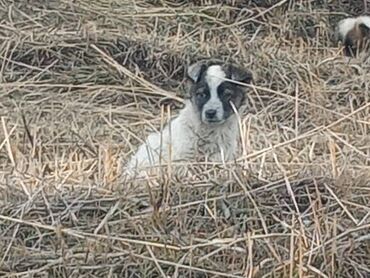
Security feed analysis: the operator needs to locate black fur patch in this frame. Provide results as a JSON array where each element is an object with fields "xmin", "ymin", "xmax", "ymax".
[
  {"xmin": 344, "ymin": 37, "xmax": 357, "ymax": 56},
  {"xmin": 190, "ymin": 71, "xmax": 211, "ymax": 116},
  {"xmin": 217, "ymin": 82, "xmax": 246, "ymax": 120}
]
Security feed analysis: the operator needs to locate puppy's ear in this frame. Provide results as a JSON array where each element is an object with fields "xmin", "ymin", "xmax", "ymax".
[
  {"xmin": 187, "ymin": 61, "xmax": 206, "ymax": 83},
  {"xmin": 229, "ymin": 65, "xmax": 253, "ymax": 84}
]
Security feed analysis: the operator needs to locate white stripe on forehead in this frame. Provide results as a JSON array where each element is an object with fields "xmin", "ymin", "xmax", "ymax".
[{"xmin": 205, "ymin": 65, "xmax": 226, "ymax": 100}]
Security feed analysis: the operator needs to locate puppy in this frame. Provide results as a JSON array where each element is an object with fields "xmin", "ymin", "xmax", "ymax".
[{"xmin": 124, "ymin": 60, "xmax": 253, "ymax": 177}]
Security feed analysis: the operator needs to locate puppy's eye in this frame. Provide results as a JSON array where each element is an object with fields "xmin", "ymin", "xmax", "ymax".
[
  {"xmin": 224, "ymin": 89, "xmax": 233, "ymax": 99},
  {"xmin": 196, "ymin": 89, "xmax": 207, "ymax": 99}
]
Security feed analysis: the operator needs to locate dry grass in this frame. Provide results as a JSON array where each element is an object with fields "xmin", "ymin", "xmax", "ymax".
[{"xmin": 1, "ymin": 0, "xmax": 370, "ymax": 277}]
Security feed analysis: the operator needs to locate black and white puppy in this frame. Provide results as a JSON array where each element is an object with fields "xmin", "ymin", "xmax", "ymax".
[{"xmin": 125, "ymin": 60, "xmax": 253, "ymax": 176}]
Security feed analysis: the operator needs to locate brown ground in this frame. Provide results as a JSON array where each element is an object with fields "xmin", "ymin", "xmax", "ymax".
[{"xmin": 1, "ymin": 0, "xmax": 370, "ymax": 277}]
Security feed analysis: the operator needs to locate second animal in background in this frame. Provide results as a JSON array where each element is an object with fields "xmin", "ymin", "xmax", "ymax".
[{"xmin": 336, "ymin": 15, "xmax": 370, "ymax": 56}]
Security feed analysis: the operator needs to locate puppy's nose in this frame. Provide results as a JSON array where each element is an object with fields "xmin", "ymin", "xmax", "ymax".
[{"xmin": 205, "ymin": 109, "xmax": 217, "ymax": 119}]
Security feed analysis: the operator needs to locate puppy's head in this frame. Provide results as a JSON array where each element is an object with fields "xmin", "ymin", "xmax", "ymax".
[{"xmin": 187, "ymin": 61, "xmax": 253, "ymax": 125}]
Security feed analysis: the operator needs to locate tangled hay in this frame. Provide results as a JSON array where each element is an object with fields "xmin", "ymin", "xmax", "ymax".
[{"xmin": 1, "ymin": 0, "xmax": 370, "ymax": 277}]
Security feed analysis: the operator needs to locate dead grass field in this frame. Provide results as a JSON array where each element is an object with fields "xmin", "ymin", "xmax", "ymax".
[{"xmin": 1, "ymin": 0, "xmax": 370, "ymax": 277}]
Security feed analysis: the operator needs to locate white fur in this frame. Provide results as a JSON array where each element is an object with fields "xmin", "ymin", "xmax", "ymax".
[
  {"xmin": 124, "ymin": 100, "xmax": 240, "ymax": 177},
  {"xmin": 337, "ymin": 18, "xmax": 357, "ymax": 40},
  {"xmin": 202, "ymin": 65, "xmax": 226, "ymax": 122},
  {"xmin": 337, "ymin": 16, "xmax": 370, "ymax": 40}
]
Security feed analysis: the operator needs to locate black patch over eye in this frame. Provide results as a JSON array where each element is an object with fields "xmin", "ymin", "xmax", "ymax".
[
  {"xmin": 196, "ymin": 88, "xmax": 207, "ymax": 99},
  {"xmin": 218, "ymin": 83, "xmax": 234, "ymax": 101},
  {"xmin": 223, "ymin": 89, "xmax": 233, "ymax": 100}
]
